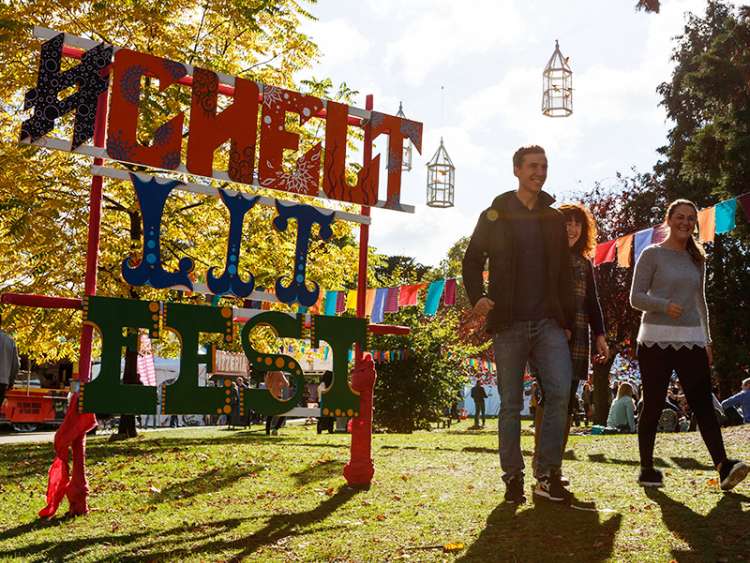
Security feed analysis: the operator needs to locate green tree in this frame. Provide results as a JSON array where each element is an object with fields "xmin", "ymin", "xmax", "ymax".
[
  {"xmin": 372, "ymin": 306, "xmax": 482, "ymax": 433},
  {"xmin": 370, "ymin": 253, "xmax": 487, "ymax": 432},
  {"xmin": 654, "ymin": 0, "xmax": 750, "ymax": 394}
]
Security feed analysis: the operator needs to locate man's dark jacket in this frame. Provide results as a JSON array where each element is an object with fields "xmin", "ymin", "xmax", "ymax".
[{"xmin": 461, "ymin": 190, "xmax": 574, "ymax": 334}]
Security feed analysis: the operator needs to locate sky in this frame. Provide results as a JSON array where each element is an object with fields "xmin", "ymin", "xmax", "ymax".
[{"xmin": 297, "ymin": 0, "xmax": 710, "ymax": 267}]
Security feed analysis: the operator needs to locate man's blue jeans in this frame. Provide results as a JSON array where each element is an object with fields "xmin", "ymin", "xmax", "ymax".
[{"xmin": 493, "ymin": 318, "xmax": 572, "ymax": 483}]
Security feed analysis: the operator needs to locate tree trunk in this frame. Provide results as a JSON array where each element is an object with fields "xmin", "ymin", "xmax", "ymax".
[
  {"xmin": 114, "ymin": 209, "xmax": 143, "ymax": 440},
  {"xmin": 592, "ymin": 356, "xmax": 615, "ymax": 426}
]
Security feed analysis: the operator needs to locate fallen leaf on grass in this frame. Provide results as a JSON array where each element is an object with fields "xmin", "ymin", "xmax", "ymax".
[
  {"xmin": 325, "ymin": 487, "xmax": 335, "ymax": 496},
  {"xmin": 707, "ymin": 478, "xmax": 718, "ymax": 486},
  {"xmin": 443, "ymin": 542, "xmax": 464, "ymax": 553},
  {"xmin": 375, "ymin": 514, "xmax": 386, "ymax": 521}
]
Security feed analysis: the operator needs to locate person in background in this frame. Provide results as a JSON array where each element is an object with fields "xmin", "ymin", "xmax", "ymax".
[
  {"xmin": 529, "ymin": 381, "xmax": 539, "ymax": 425},
  {"xmin": 471, "ymin": 379, "xmax": 488, "ymax": 428},
  {"xmin": 582, "ymin": 382, "xmax": 593, "ymax": 426},
  {"xmin": 721, "ymin": 377, "xmax": 750, "ymax": 424},
  {"xmin": 0, "ymin": 313, "xmax": 19, "ymax": 407},
  {"xmin": 265, "ymin": 371, "xmax": 289, "ymax": 436},
  {"xmin": 607, "ymin": 381, "xmax": 636, "ymax": 433},
  {"xmin": 630, "ymin": 198, "xmax": 749, "ymax": 490},
  {"xmin": 317, "ymin": 371, "xmax": 335, "ymax": 434}
]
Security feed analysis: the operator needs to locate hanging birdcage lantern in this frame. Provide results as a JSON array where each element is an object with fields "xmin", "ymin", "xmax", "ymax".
[
  {"xmin": 396, "ymin": 101, "xmax": 412, "ymax": 171},
  {"xmin": 426, "ymin": 137, "xmax": 454, "ymax": 208},
  {"xmin": 542, "ymin": 40, "xmax": 573, "ymax": 117}
]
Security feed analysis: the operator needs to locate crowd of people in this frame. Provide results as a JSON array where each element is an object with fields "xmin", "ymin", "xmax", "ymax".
[{"xmin": 461, "ymin": 143, "xmax": 750, "ymax": 504}]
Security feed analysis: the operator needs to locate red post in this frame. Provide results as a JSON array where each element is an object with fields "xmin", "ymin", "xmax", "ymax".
[
  {"xmin": 66, "ymin": 79, "xmax": 109, "ymax": 516},
  {"xmin": 344, "ymin": 94, "xmax": 376, "ymax": 488},
  {"xmin": 78, "ymin": 86, "xmax": 109, "ymax": 385}
]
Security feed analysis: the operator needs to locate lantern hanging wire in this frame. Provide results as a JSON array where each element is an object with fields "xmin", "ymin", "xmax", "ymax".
[
  {"xmin": 542, "ymin": 40, "xmax": 573, "ymax": 117},
  {"xmin": 396, "ymin": 101, "xmax": 412, "ymax": 172}
]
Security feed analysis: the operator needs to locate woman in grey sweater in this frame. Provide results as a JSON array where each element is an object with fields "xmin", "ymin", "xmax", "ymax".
[{"xmin": 630, "ymin": 199, "xmax": 749, "ymax": 491}]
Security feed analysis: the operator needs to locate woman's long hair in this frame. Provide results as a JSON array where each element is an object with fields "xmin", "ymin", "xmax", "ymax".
[
  {"xmin": 666, "ymin": 199, "xmax": 706, "ymax": 267},
  {"xmin": 559, "ymin": 203, "xmax": 598, "ymax": 259},
  {"xmin": 617, "ymin": 381, "xmax": 634, "ymax": 399}
]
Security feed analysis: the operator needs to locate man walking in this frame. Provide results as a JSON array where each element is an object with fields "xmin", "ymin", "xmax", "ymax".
[
  {"xmin": 462, "ymin": 145, "xmax": 574, "ymax": 504},
  {"xmin": 471, "ymin": 379, "xmax": 488, "ymax": 428},
  {"xmin": 0, "ymin": 313, "xmax": 20, "ymax": 407}
]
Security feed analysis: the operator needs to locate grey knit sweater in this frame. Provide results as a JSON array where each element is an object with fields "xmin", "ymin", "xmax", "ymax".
[{"xmin": 629, "ymin": 245, "xmax": 710, "ymax": 349}]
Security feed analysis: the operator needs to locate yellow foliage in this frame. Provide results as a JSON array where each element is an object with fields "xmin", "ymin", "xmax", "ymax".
[{"xmin": 0, "ymin": 0, "xmax": 363, "ymax": 363}]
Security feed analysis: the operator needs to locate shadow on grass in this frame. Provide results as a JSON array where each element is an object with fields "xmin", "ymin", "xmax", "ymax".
[
  {"xmin": 459, "ymin": 499, "xmax": 622, "ymax": 562},
  {"xmin": 148, "ymin": 464, "xmax": 269, "ymax": 504},
  {"xmin": 0, "ymin": 446, "xmax": 60, "ymax": 480},
  {"xmin": 291, "ymin": 459, "xmax": 344, "ymax": 486},
  {"xmin": 0, "ymin": 487, "xmax": 360, "ymax": 562},
  {"xmin": 587, "ymin": 453, "xmax": 671, "ymax": 468},
  {"xmin": 645, "ymin": 488, "xmax": 750, "ymax": 562},
  {"xmin": 669, "ymin": 456, "xmax": 714, "ymax": 471},
  {"xmin": 0, "ymin": 523, "xmax": 153, "ymax": 562},
  {"xmin": 119, "ymin": 485, "xmax": 361, "ymax": 562}
]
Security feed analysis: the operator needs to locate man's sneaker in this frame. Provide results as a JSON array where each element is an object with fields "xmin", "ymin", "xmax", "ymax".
[
  {"xmin": 504, "ymin": 476, "xmax": 526, "ymax": 504},
  {"xmin": 533, "ymin": 474, "xmax": 570, "ymax": 502},
  {"xmin": 559, "ymin": 474, "xmax": 570, "ymax": 487},
  {"xmin": 719, "ymin": 459, "xmax": 750, "ymax": 491},
  {"xmin": 638, "ymin": 467, "xmax": 664, "ymax": 487}
]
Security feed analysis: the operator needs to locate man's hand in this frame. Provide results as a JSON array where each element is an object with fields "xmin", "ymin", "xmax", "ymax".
[
  {"xmin": 472, "ymin": 297, "xmax": 495, "ymax": 317},
  {"xmin": 564, "ymin": 329, "xmax": 572, "ymax": 341},
  {"xmin": 706, "ymin": 344, "xmax": 713, "ymax": 367},
  {"xmin": 594, "ymin": 334, "xmax": 609, "ymax": 364},
  {"xmin": 666, "ymin": 302, "xmax": 683, "ymax": 319}
]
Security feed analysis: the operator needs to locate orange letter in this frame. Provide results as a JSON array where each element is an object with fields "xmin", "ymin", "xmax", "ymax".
[
  {"xmin": 186, "ymin": 68, "xmax": 259, "ymax": 184},
  {"xmin": 107, "ymin": 49, "xmax": 186, "ymax": 170},
  {"xmin": 258, "ymin": 85, "xmax": 323, "ymax": 196}
]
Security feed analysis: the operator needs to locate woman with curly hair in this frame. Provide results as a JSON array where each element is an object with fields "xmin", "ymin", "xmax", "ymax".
[{"xmin": 533, "ymin": 203, "xmax": 609, "ymax": 483}]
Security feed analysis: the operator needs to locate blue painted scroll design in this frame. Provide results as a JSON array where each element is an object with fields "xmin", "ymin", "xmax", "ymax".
[
  {"xmin": 121, "ymin": 173, "xmax": 194, "ymax": 289},
  {"xmin": 272, "ymin": 201, "xmax": 334, "ymax": 307},
  {"xmin": 206, "ymin": 189, "xmax": 260, "ymax": 297}
]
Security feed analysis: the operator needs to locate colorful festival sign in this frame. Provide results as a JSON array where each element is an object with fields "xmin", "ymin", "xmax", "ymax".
[
  {"xmin": 21, "ymin": 29, "xmax": 423, "ymax": 211},
  {"xmin": 12, "ymin": 27, "xmax": 414, "ymax": 508}
]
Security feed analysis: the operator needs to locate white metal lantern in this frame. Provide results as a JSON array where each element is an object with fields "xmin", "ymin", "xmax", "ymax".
[
  {"xmin": 542, "ymin": 40, "xmax": 573, "ymax": 117},
  {"xmin": 396, "ymin": 101, "xmax": 412, "ymax": 171},
  {"xmin": 426, "ymin": 137, "xmax": 454, "ymax": 208}
]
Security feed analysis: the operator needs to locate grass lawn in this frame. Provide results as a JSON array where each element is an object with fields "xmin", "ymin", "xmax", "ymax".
[{"xmin": 0, "ymin": 420, "xmax": 748, "ymax": 562}]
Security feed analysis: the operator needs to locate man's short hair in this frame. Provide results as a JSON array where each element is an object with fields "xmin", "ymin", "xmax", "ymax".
[{"xmin": 512, "ymin": 145, "xmax": 546, "ymax": 168}]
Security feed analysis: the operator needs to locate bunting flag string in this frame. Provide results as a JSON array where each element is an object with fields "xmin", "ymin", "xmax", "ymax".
[
  {"xmin": 594, "ymin": 192, "xmax": 749, "ymax": 268},
  {"xmin": 202, "ymin": 193, "xmax": 750, "ymax": 322}
]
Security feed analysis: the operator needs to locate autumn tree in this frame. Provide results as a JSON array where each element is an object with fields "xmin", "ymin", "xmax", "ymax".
[
  {"xmin": 0, "ymin": 0, "xmax": 362, "ymax": 369},
  {"xmin": 654, "ymin": 0, "xmax": 750, "ymax": 395}
]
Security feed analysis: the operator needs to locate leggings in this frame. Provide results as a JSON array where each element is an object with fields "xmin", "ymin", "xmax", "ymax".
[{"xmin": 637, "ymin": 344, "xmax": 726, "ymax": 468}]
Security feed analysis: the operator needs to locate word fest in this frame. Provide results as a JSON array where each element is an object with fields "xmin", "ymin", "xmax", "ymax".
[{"xmin": 80, "ymin": 295, "xmax": 366, "ymax": 417}]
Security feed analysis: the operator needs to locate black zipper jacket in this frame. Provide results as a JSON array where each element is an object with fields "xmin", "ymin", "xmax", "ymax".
[{"xmin": 461, "ymin": 190, "xmax": 574, "ymax": 333}]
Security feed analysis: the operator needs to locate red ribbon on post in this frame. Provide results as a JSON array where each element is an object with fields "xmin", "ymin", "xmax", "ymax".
[{"xmin": 38, "ymin": 394, "xmax": 97, "ymax": 518}]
